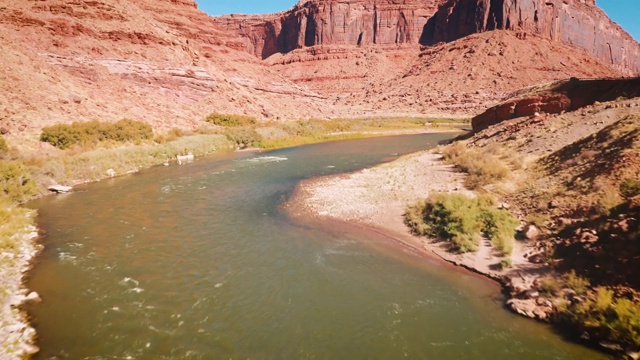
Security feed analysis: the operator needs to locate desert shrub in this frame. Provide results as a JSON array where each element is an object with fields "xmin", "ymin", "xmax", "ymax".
[
  {"xmin": 155, "ymin": 128, "xmax": 185, "ymax": 144},
  {"xmin": 40, "ymin": 119, "xmax": 153, "ymax": 149},
  {"xmin": 564, "ymin": 270, "xmax": 590, "ymax": 296},
  {"xmin": 483, "ymin": 207, "xmax": 519, "ymax": 255},
  {"xmin": 0, "ymin": 196, "xmax": 34, "ymax": 252},
  {"xmin": 441, "ymin": 142, "xmax": 510, "ymax": 189},
  {"xmin": 0, "ymin": 136, "xmax": 8, "ymax": 157},
  {"xmin": 224, "ymin": 128, "xmax": 263, "ymax": 149},
  {"xmin": 594, "ymin": 185, "xmax": 622, "ymax": 216},
  {"xmin": 405, "ymin": 193, "xmax": 518, "ymax": 254},
  {"xmin": 620, "ymin": 177, "xmax": 640, "ymax": 199},
  {"xmin": 539, "ymin": 277, "xmax": 563, "ymax": 296},
  {"xmin": 40, "ymin": 123, "xmax": 82, "ymax": 149},
  {"xmin": 564, "ymin": 287, "xmax": 640, "ymax": 348},
  {"xmin": 37, "ymin": 134, "xmax": 230, "ymax": 184},
  {"xmin": 204, "ymin": 113, "xmax": 257, "ymax": 127},
  {"xmin": 499, "ymin": 258, "xmax": 513, "ymax": 269},
  {"xmin": 108, "ymin": 118, "xmax": 153, "ymax": 143},
  {"xmin": 0, "ymin": 160, "xmax": 39, "ymax": 203}
]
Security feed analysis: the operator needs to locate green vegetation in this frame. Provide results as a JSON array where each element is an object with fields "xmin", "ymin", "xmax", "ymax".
[
  {"xmin": 563, "ymin": 287, "xmax": 640, "ymax": 348},
  {"xmin": 595, "ymin": 185, "xmax": 622, "ymax": 216},
  {"xmin": 224, "ymin": 128, "xmax": 263, "ymax": 149},
  {"xmin": 405, "ymin": 193, "xmax": 518, "ymax": 255},
  {"xmin": 441, "ymin": 142, "xmax": 514, "ymax": 189},
  {"xmin": 0, "ymin": 196, "xmax": 34, "ymax": 253},
  {"xmin": 204, "ymin": 113, "xmax": 257, "ymax": 127},
  {"xmin": 33, "ymin": 134, "xmax": 230, "ymax": 184},
  {"xmin": 620, "ymin": 177, "xmax": 640, "ymax": 199},
  {"xmin": 564, "ymin": 270, "xmax": 590, "ymax": 296},
  {"xmin": 201, "ymin": 114, "xmax": 467, "ymax": 150},
  {"xmin": 40, "ymin": 119, "xmax": 153, "ymax": 149},
  {"xmin": 499, "ymin": 258, "xmax": 513, "ymax": 269},
  {"xmin": 0, "ymin": 160, "xmax": 39, "ymax": 204}
]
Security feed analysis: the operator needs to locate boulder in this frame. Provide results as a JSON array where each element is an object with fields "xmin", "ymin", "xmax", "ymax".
[
  {"xmin": 523, "ymin": 224, "xmax": 540, "ymax": 241},
  {"xmin": 48, "ymin": 185, "xmax": 72, "ymax": 193}
]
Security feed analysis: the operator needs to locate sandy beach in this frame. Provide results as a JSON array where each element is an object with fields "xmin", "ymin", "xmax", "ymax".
[{"xmin": 287, "ymin": 150, "xmax": 552, "ymax": 320}]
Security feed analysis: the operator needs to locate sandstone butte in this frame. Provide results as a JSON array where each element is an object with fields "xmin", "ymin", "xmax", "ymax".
[{"xmin": 1, "ymin": 0, "xmax": 639, "ymax": 153}]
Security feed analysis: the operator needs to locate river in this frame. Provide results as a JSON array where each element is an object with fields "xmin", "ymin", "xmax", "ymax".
[{"xmin": 26, "ymin": 134, "xmax": 607, "ymax": 359}]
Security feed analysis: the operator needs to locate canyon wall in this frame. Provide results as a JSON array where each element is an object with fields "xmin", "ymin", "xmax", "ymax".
[
  {"xmin": 212, "ymin": 0, "xmax": 445, "ymax": 59},
  {"xmin": 214, "ymin": 0, "xmax": 640, "ymax": 76},
  {"xmin": 420, "ymin": 0, "xmax": 640, "ymax": 75}
]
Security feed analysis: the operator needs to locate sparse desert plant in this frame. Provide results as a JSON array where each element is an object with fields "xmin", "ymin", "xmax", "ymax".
[
  {"xmin": 620, "ymin": 177, "xmax": 640, "ymax": 199},
  {"xmin": 0, "ymin": 196, "xmax": 34, "ymax": 252},
  {"xmin": 40, "ymin": 119, "xmax": 153, "ymax": 149},
  {"xmin": 0, "ymin": 135, "xmax": 8, "ymax": 158},
  {"xmin": 204, "ymin": 113, "xmax": 257, "ymax": 127},
  {"xmin": 499, "ymin": 258, "xmax": 513, "ymax": 269},
  {"xmin": 564, "ymin": 270, "xmax": 590, "ymax": 296},
  {"xmin": 0, "ymin": 160, "xmax": 39, "ymax": 203},
  {"xmin": 155, "ymin": 128, "xmax": 185, "ymax": 144},
  {"xmin": 594, "ymin": 185, "xmax": 622, "ymax": 216},
  {"xmin": 441, "ymin": 142, "xmax": 510, "ymax": 189},
  {"xmin": 539, "ymin": 277, "xmax": 562, "ymax": 296},
  {"xmin": 224, "ymin": 128, "xmax": 263, "ymax": 149}
]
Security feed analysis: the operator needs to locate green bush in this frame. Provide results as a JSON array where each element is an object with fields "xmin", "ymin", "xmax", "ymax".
[
  {"xmin": 405, "ymin": 193, "xmax": 518, "ymax": 254},
  {"xmin": 620, "ymin": 178, "xmax": 640, "ymax": 199},
  {"xmin": 224, "ymin": 128, "xmax": 263, "ymax": 149},
  {"xmin": 40, "ymin": 119, "xmax": 153, "ymax": 149},
  {"xmin": 204, "ymin": 113, "xmax": 257, "ymax": 127},
  {"xmin": 0, "ymin": 160, "xmax": 39, "ymax": 203},
  {"xmin": 483, "ymin": 207, "xmax": 519, "ymax": 255},
  {"xmin": 564, "ymin": 287, "xmax": 640, "ymax": 348},
  {"xmin": 564, "ymin": 270, "xmax": 590, "ymax": 296}
]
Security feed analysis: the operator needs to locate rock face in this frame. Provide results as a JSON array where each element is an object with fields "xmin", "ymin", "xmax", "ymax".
[
  {"xmin": 212, "ymin": 0, "xmax": 446, "ymax": 59},
  {"xmin": 472, "ymin": 78, "xmax": 640, "ymax": 131},
  {"xmin": 420, "ymin": 0, "xmax": 640, "ymax": 75}
]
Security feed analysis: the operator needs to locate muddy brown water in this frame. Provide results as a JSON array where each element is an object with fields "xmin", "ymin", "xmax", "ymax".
[{"xmin": 27, "ymin": 134, "xmax": 607, "ymax": 359}]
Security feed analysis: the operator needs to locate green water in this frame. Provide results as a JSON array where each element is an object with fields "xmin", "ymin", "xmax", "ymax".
[{"xmin": 27, "ymin": 134, "xmax": 607, "ymax": 359}]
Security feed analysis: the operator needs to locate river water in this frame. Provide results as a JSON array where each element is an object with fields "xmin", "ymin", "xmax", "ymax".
[{"xmin": 27, "ymin": 134, "xmax": 606, "ymax": 359}]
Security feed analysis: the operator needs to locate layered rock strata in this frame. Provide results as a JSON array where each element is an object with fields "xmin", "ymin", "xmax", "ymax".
[
  {"xmin": 472, "ymin": 77, "xmax": 640, "ymax": 131},
  {"xmin": 212, "ymin": 0, "xmax": 446, "ymax": 59},
  {"xmin": 420, "ymin": 0, "xmax": 640, "ymax": 75}
]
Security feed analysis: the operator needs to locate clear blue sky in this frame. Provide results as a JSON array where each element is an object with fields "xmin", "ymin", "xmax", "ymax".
[{"xmin": 196, "ymin": 0, "xmax": 639, "ymax": 42}]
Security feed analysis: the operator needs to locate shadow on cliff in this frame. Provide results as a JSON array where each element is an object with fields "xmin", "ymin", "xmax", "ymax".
[{"xmin": 419, "ymin": 0, "xmax": 506, "ymax": 46}]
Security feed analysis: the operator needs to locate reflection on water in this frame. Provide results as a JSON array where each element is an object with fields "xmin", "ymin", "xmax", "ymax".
[{"xmin": 27, "ymin": 134, "xmax": 606, "ymax": 359}]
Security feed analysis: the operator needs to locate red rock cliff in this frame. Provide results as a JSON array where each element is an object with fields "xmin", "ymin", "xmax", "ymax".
[
  {"xmin": 212, "ymin": 0, "xmax": 445, "ymax": 59},
  {"xmin": 420, "ymin": 0, "xmax": 640, "ymax": 76}
]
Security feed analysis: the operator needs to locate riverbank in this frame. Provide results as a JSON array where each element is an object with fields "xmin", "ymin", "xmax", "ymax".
[
  {"xmin": 0, "ymin": 124, "xmax": 465, "ymax": 359},
  {"xmin": 286, "ymin": 150, "xmax": 553, "ymax": 320},
  {"xmin": 0, "ymin": 205, "xmax": 40, "ymax": 358}
]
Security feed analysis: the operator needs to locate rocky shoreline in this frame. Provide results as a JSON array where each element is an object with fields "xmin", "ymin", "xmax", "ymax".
[
  {"xmin": 286, "ymin": 150, "xmax": 560, "ymax": 324},
  {"xmin": 0, "ymin": 217, "xmax": 41, "ymax": 359}
]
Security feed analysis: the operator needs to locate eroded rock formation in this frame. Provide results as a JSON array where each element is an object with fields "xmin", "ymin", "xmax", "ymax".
[
  {"xmin": 472, "ymin": 77, "xmax": 640, "ymax": 131},
  {"xmin": 420, "ymin": 0, "xmax": 640, "ymax": 75},
  {"xmin": 215, "ymin": 0, "xmax": 640, "ymax": 76},
  {"xmin": 212, "ymin": 0, "xmax": 446, "ymax": 59}
]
